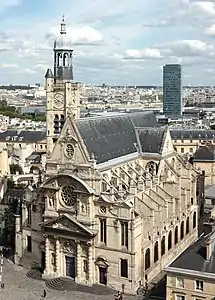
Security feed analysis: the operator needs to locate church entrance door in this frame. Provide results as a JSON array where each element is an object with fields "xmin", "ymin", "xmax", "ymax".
[
  {"xmin": 66, "ymin": 256, "xmax": 76, "ymax": 279},
  {"xmin": 99, "ymin": 266, "xmax": 107, "ymax": 285},
  {"xmin": 41, "ymin": 251, "xmax": 45, "ymax": 272}
]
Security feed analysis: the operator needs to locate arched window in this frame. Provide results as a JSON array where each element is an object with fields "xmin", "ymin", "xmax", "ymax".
[
  {"xmin": 161, "ymin": 236, "xmax": 165, "ymax": 256},
  {"xmin": 174, "ymin": 226, "xmax": 178, "ymax": 245},
  {"xmin": 146, "ymin": 161, "xmax": 158, "ymax": 176},
  {"xmin": 193, "ymin": 211, "xmax": 197, "ymax": 229},
  {"xmin": 145, "ymin": 248, "xmax": 150, "ymax": 270},
  {"xmin": 168, "ymin": 231, "xmax": 172, "ymax": 250},
  {"xmin": 180, "ymin": 221, "xmax": 184, "ymax": 240},
  {"xmin": 154, "ymin": 241, "xmax": 159, "ymax": 263},
  {"xmin": 186, "ymin": 217, "xmax": 190, "ymax": 234}
]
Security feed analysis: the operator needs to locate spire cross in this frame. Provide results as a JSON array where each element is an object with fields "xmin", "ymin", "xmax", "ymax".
[{"xmin": 60, "ymin": 15, "xmax": 66, "ymax": 34}]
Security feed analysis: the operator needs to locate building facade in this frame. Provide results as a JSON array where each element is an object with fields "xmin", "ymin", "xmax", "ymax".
[
  {"xmin": 15, "ymin": 18, "xmax": 201, "ymax": 295},
  {"xmin": 166, "ymin": 229, "xmax": 215, "ymax": 300},
  {"xmin": 170, "ymin": 129, "xmax": 215, "ymax": 156},
  {"xmin": 163, "ymin": 64, "xmax": 182, "ymax": 117}
]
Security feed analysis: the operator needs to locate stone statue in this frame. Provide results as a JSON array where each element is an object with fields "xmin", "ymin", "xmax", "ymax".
[{"xmin": 49, "ymin": 196, "xmax": 54, "ymax": 207}]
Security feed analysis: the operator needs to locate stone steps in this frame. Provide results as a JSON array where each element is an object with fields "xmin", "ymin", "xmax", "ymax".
[
  {"xmin": 26, "ymin": 269, "xmax": 43, "ymax": 280},
  {"xmin": 46, "ymin": 277, "xmax": 116, "ymax": 295},
  {"xmin": 46, "ymin": 277, "xmax": 75, "ymax": 291}
]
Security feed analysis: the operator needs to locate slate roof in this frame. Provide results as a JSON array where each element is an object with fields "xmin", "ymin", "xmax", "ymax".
[
  {"xmin": 170, "ymin": 129, "xmax": 215, "ymax": 140},
  {"xmin": 0, "ymin": 130, "xmax": 46, "ymax": 143},
  {"xmin": 205, "ymin": 185, "xmax": 215, "ymax": 199},
  {"xmin": 26, "ymin": 151, "xmax": 46, "ymax": 163},
  {"xmin": 136, "ymin": 128, "xmax": 165, "ymax": 154},
  {"xmin": 169, "ymin": 232, "xmax": 215, "ymax": 274},
  {"xmin": 76, "ymin": 111, "xmax": 158, "ymax": 164},
  {"xmin": 193, "ymin": 144, "xmax": 215, "ymax": 161}
]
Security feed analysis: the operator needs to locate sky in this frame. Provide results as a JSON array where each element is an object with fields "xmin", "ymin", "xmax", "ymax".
[{"xmin": 1, "ymin": 0, "xmax": 215, "ymax": 85}]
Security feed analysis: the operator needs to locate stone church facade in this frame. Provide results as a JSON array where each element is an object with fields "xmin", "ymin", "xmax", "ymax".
[{"xmin": 15, "ymin": 18, "xmax": 202, "ymax": 294}]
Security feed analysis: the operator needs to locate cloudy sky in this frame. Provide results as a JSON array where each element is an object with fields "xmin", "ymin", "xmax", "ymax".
[{"xmin": 1, "ymin": 0, "xmax": 215, "ymax": 85}]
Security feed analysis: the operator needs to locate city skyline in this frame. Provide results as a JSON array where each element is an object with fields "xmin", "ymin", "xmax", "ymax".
[{"xmin": 0, "ymin": 0, "xmax": 215, "ymax": 85}]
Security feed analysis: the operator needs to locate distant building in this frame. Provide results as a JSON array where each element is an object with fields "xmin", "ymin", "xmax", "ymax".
[
  {"xmin": 163, "ymin": 64, "xmax": 182, "ymax": 117},
  {"xmin": 165, "ymin": 227, "xmax": 215, "ymax": 300}
]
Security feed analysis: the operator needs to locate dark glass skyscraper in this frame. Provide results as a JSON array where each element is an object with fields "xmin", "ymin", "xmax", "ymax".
[{"xmin": 163, "ymin": 64, "xmax": 182, "ymax": 116}]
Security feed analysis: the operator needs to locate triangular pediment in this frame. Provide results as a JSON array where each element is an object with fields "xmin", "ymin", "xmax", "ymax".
[
  {"xmin": 48, "ymin": 116, "xmax": 91, "ymax": 165},
  {"xmin": 41, "ymin": 213, "xmax": 95, "ymax": 236},
  {"xmin": 161, "ymin": 128, "xmax": 175, "ymax": 156}
]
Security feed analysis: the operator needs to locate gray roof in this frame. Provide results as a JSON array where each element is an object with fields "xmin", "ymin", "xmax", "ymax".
[
  {"xmin": 45, "ymin": 68, "xmax": 54, "ymax": 78},
  {"xmin": 205, "ymin": 185, "xmax": 215, "ymax": 199},
  {"xmin": 26, "ymin": 151, "xmax": 46, "ymax": 163},
  {"xmin": 170, "ymin": 129, "xmax": 215, "ymax": 140},
  {"xmin": 76, "ymin": 111, "xmax": 158, "ymax": 164},
  {"xmin": 170, "ymin": 233, "xmax": 215, "ymax": 274},
  {"xmin": 136, "ymin": 128, "xmax": 165, "ymax": 154},
  {"xmin": 193, "ymin": 144, "xmax": 215, "ymax": 161},
  {"xmin": 0, "ymin": 130, "xmax": 46, "ymax": 143}
]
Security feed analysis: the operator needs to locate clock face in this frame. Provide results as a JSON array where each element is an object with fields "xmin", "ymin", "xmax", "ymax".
[{"xmin": 54, "ymin": 92, "xmax": 64, "ymax": 109}]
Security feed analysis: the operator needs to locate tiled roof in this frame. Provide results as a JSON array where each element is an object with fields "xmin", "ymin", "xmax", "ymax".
[
  {"xmin": 0, "ymin": 130, "xmax": 46, "ymax": 142},
  {"xmin": 76, "ymin": 111, "xmax": 158, "ymax": 164}
]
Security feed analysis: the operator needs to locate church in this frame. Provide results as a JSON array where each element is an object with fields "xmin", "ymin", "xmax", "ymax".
[{"xmin": 15, "ymin": 17, "xmax": 203, "ymax": 294}]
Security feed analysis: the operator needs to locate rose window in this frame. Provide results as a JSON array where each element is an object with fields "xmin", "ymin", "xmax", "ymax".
[
  {"xmin": 65, "ymin": 144, "xmax": 74, "ymax": 159},
  {"xmin": 61, "ymin": 186, "xmax": 77, "ymax": 206}
]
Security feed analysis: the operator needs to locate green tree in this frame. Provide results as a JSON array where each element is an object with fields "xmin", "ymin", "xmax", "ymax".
[
  {"xmin": 10, "ymin": 164, "xmax": 23, "ymax": 175},
  {"xmin": 3, "ymin": 199, "xmax": 19, "ymax": 247}
]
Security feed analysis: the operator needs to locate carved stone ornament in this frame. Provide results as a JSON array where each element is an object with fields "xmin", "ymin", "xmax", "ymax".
[
  {"xmin": 81, "ymin": 243, "xmax": 88, "ymax": 257},
  {"xmin": 65, "ymin": 144, "xmax": 74, "ymax": 159},
  {"xmin": 62, "ymin": 240, "xmax": 77, "ymax": 254}
]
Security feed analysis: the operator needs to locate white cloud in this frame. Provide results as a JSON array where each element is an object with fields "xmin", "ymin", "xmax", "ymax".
[
  {"xmin": 24, "ymin": 68, "xmax": 37, "ymax": 74},
  {"xmin": 124, "ymin": 48, "xmax": 162, "ymax": 59},
  {"xmin": 192, "ymin": 1, "xmax": 215, "ymax": 15},
  {"xmin": 205, "ymin": 24, "xmax": 215, "ymax": 35},
  {"xmin": 158, "ymin": 39, "xmax": 214, "ymax": 57},
  {"xmin": 0, "ymin": 63, "xmax": 18, "ymax": 69},
  {"xmin": 1, "ymin": 0, "xmax": 215, "ymax": 85},
  {"xmin": 47, "ymin": 25, "xmax": 103, "ymax": 45}
]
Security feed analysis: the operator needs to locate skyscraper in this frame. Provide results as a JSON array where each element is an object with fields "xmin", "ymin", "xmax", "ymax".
[{"xmin": 163, "ymin": 64, "xmax": 182, "ymax": 117}]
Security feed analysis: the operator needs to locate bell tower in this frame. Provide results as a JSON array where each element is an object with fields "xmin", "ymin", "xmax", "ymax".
[
  {"xmin": 45, "ymin": 16, "xmax": 81, "ymax": 157},
  {"xmin": 54, "ymin": 16, "xmax": 73, "ymax": 81}
]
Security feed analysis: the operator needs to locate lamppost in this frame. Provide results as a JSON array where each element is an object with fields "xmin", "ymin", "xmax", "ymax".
[{"xmin": 136, "ymin": 281, "xmax": 148, "ymax": 300}]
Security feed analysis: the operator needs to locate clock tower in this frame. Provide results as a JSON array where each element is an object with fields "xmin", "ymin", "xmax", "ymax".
[{"xmin": 45, "ymin": 16, "xmax": 80, "ymax": 157}]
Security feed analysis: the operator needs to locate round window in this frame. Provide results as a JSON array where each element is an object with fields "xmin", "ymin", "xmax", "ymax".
[
  {"xmin": 61, "ymin": 186, "xmax": 77, "ymax": 206},
  {"xmin": 65, "ymin": 144, "xmax": 74, "ymax": 159},
  {"xmin": 99, "ymin": 206, "xmax": 106, "ymax": 214}
]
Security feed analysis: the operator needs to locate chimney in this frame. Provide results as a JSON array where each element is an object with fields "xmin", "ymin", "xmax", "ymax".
[{"xmin": 206, "ymin": 238, "xmax": 213, "ymax": 261}]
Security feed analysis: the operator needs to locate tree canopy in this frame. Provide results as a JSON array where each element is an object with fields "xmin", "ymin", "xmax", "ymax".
[{"xmin": 0, "ymin": 99, "xmax": 46, "ymax": 121}]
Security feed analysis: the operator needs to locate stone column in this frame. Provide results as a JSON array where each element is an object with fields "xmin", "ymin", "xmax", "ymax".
[
  {"xmin": 76, "ymin": 242, "xmax": 82, "ymax": 282},
  {"xmin": 55, "ymin": 238, "xmax": 60, "ymax": 276},
  {"xmin": 43, "ymin": 234, "xmax": 50, "ymax": 277},
  {"xmin": 88, "ymin": 242, "xmax": 93, "ymax": 285}
]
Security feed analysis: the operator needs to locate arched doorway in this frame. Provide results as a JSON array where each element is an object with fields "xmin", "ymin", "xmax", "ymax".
[
  {"xmin": 193, "ymin": 211, "xmax": 197, "ymax": 229},
  {"xmin": 154, "ymin": 241, "xmax": 159, "ymax": 263},
  {"xmin": 145, "ymin": 248, "xmax": 151, "ymax": 270},
  {"xmin": 168, "ymin": 231, "xmax": 172, "ymax": 250},
  {"xmin": 186, "ymin": 217, "xmax": 190, "ymax": 234},
  {"xmin": 174, "ymin": 226, "xmax": 178, "ymax": 245},
  {"xmin": 95, "ymin": 257, "xmax": 109, "ymax": 285},
  {"xmin": 180, "ymin": 221, "xmax": 184, "ymax": 239},
  {"xmin": 161, "ymin": 236, "xmax": 165, "ymax": 256}
]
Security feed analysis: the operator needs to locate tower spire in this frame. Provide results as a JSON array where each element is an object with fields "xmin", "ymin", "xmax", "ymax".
[{"xmin": 60, "ymin": 15, "xmax": 66, "ymax": 34}]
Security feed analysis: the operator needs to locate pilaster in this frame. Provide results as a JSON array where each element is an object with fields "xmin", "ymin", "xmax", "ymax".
[
  {"xmin": 43, "ymin": 234, "xmax": 50, "ymax": 277},
  {"xmin": 55, "ymin": 237, "xmax": 61, "ymax": 276},
  {"xmin": 88, "ymin": 242, "xmax": 93, "ymax": 284},
  {"xmin": 76, "ymin": 241, "xmax": 82, "ymax": 282}
]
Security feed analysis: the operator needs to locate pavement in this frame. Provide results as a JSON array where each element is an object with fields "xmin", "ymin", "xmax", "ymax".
[{"xmin": 0, "ymin": 258, "xmax": 136, "ymax": 300}]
